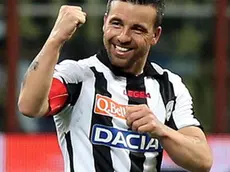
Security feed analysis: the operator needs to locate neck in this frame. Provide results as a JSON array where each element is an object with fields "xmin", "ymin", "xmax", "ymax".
[{"xmin": 123, "ymin": 57, "xmax": 147, "ymax": 76}]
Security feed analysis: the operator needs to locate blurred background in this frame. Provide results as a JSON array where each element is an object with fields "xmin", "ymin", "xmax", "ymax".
[{"xmin": 0, "ymin": 0, "xmax": 230, "ymax": 171}]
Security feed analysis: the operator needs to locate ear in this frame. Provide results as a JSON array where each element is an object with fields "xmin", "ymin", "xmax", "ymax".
[
  {"xmin": 151, "ymin": 26, "xmax": 162, "ymax": 46},
  {"xmin": 103, "ymin": 13, "xmax": 108, "ymax": 32}
]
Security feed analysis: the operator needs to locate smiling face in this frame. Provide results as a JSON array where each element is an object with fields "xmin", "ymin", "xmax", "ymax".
[{"xmin": 103, "ymin": 1, "xmax": 162, "ymax": 75}]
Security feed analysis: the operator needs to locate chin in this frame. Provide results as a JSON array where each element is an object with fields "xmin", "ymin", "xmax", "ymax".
[{"xmin": 109, "ymin": 55, "xmax": 129, "ymax": 68}]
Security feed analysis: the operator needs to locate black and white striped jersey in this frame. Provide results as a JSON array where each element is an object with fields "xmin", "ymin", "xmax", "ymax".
[{"xmin": 52, "ymin": 49, "xmax": 201, "ymax": 172}]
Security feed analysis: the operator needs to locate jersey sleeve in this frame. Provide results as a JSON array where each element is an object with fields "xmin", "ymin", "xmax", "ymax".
[
  {"xmin": 53, "ymin": 59, "xmax": 86, "ymax": 83},
  {"xmin": 46, "ymin": 78, "xmax": 68, "ymax": 116},
  {"xmin": 46, "ymin": 60, "xmax": 86, "ymax": 116},
  {"xmin": 167, "ymin": 72, "xmax": 201, "ymax": 130}
]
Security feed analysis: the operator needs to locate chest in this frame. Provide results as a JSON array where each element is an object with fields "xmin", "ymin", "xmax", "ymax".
[{"xmin": 79, "ymin": 75, "xmax": 167, "ymax": 125}]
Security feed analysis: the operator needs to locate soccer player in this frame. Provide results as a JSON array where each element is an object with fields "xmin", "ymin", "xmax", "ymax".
[{"xmin": 18, "ymin": 0, "xmax": 213, "ymax": 171}]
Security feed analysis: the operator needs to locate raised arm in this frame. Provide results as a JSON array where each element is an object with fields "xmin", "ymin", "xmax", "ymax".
[{"xmin": 18, "ymin": 5, "xmax": 86, "ymax": 117}]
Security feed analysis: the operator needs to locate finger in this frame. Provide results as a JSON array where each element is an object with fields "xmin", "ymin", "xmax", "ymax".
[
  {"xmin": 82, "ymin": 12, "xmax": 87, "ymax": 16},
  {"xmin": 73, "ymin": 10, "xmax": 86, "ymax": 17},
  {"xmin": 131, "ymin": 116, "xmax": 149, "ymax": 131},
  {"xmin": 74, "ymin": 12, "xmax": 86, "ymax": 25},
  {"xmin": 73, "ymin": 9, "xmax": 86, "ymax": 16},
  {"xmin": 126, "ymin": 111, "xmax": 143, "ymax": 127},
  {"xmin": 60, "ymin": 5, "xmax": 82, "ymax": 13},
  {"xmin": 74, "ymin": 6, "xmax": 83, "ymax": 11},
  {"xmin": 126, "ymin": 104, "xmax": 145, "ymax": 116},
  {"xmin": 77, "ymin": 15, "xmax": 86, "ymax": 25},
  {"xmin": 137, "ymin": 123, "xmax": 153, "ymax": 133}
]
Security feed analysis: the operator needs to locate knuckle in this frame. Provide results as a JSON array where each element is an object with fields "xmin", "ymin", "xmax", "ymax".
[
  {"xmin": 76, "ymin": 6, "xmax": 82, "ymax": 11},
  {"xmin": 137, "ymin": 127, "xmax": 142, "ymax": 133},
  {"xmin": 128, "ymin": 115, "xmax": 134, "ymax": 122},
  {"xmin": 60, "ymin": 5, "xmax": 68, "ymax": 12},
  {"xmin": 141, "ymin": 104, "xmax": 148, "ymax": 110},
  {"xmin": 144, "ymin": 105, "xmax": 150, "ymax": 111},
  {"xmin": 148, "ymin": 114, "xmax": 154, "ymax": 119},
  {"xmin": 80, "ymin": 17, "xmax": 86, "ymax": 23},
  {"xmin": 132, "ymin": 121, "xmax": 139, "ymax": 128},
  {"xmin": 142, "ymin": 104, "xmax": 147, "ymax": 108},
  {"xmin": 150, "ymin": 122, "xmax": 156, "ymax": 129}
]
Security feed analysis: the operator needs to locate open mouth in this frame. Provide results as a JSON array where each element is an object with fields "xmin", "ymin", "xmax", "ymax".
[
  {"xmin": 115, "ymin": 45, "xmax": 132, "ymax": 52},
  {"xmin": 113, "ymin": 44, "xmax": 134, "ymax": 55}
]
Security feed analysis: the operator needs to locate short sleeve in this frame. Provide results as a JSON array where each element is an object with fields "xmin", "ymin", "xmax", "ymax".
[
  {"xmin": 167, "ymin": 72, "xmax": 201, "ymax": 130},
  {"xmin": 53, "ymin": 59, "xmax": 85, "ymax": 84},
  {"xmin": 50, "ymin": 59, "xmax": 88, "ymax": 114}
]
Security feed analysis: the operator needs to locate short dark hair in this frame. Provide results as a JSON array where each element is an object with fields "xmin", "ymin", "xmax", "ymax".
[{"xmin": 106, "ymin": 0, "xmax": 165, "ymax": 28}]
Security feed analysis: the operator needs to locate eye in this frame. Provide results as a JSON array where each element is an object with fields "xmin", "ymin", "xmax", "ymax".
[
  {"xmin": 131, "ymin": 25, "xmax": 148, "ymax": 34},
  {"xmin": 133, "ymin": 28, "xmax": 144, "ymax": 34},
  {"xmin": 111, "ymin": 21, "xmax": 122, "ymax": 27}
]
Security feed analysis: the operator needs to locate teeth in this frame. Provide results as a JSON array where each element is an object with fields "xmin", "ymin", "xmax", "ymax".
[{"xmin": 115, "ymin": 45, "xmax": 129, "ymax": 52}]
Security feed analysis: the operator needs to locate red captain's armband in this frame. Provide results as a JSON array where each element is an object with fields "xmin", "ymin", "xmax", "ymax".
[{"xmin": 46, "ymin": 78, "xmax": 68, "ymax": 116}]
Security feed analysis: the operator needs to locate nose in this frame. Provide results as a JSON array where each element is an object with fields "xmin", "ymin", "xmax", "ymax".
[{"xmin": 117, "ymin": 28, "xmax": 131, "ymax": 44}]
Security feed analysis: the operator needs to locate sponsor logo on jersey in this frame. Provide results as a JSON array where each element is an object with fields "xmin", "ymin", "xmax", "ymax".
[
  {"xmin": 123, "ymin": 90, "xmax": 151, "ymax": 99},
  {"xmin": 165, "ymin": 100, "xmax": 175, "ymax": 121},
  {"xmin": 94, "ymin": 94, "xmax": 127, "ymax": 119},
  {"xmin": 91, "ymin": 124, "xmax": 162, "ymax": 152}
]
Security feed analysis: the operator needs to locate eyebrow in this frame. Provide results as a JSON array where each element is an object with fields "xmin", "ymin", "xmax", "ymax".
[{"xmin": 109, "ymin": 17, "xmax": 123, "ymax": 23}]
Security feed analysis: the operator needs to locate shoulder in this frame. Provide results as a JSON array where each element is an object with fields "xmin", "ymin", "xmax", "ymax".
[
  {"xmin": 54, "ymin": 54, "xmax": 99, "ymax": 82},
  {"xmin": 151, "ymin": 62, "xmax": 182, "ymax": 83},
  {"xmin": 57, "ymin": 54, "xmax": 98, "ymax": 69},
  {"xmin": 55, "ymin": 54, "xmax": 100, "ymax": 75},
  {"xmin": 150, "ymin": 62, "xmax": 187, "ymax": 95}
]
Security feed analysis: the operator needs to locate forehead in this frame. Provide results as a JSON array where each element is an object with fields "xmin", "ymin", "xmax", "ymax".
[{"xmin": 108, "ymin": 1, "xmax": 157, "ymax": 27}]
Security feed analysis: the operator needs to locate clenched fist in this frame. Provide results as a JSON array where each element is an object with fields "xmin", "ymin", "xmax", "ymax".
[
  {"xmin": 126, "ymin": 105, "xmax": 167, "ymax": 139},
  {"xmin": 49, "ymin": 5, "xmax": 86, "ymax": 44}
]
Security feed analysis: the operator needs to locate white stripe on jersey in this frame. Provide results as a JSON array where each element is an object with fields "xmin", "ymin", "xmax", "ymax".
[
  {"xmin": 143, "ymin": 152, "xmax": 158, "ymax": 172},
  {"xmin": 145, "ymin": 77, "xmax": 166, "ymax": 123},
  {"xmin": 70, "ymin": 78, "xmax": 97, "ymax": 172},
  {"xmin": 106, "ymin": 75, "xmax": 131, "ymax": 172}
]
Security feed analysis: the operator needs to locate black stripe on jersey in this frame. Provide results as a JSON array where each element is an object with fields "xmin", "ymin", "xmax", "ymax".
[
  {"xmin": 90, "ymin": 67, "xmax": 114, "ymax": 172},
  {"xmin": 157, "ymin": 72, "xmax": 175, "ymax": 105},
  {"xmin": 192, "ymin": 109, "xmax": 204, "ymax": 131},
  {"xmin": 65, "ymin": 132, "xmax": 74, "ymax": 172},
  {"xmin": 126, "ymin": 74, "xmax": 146, "ymax": 172},
  {"xmin": 60, "ymin": 77, "xmax": 83, "ymax": 106},
  {"xmin": 156, "ymin": 151, "xmax": 163, "ymax": 172},
  {"xmin": 66, "ymin": 83, "xmax": 83, "ymax": 106},
  {"xmin": 156, "ymin": 72, "xmax": 177, "ymax": 130}
]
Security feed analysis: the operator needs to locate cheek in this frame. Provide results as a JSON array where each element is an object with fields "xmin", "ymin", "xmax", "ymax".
[
  {"xmin": 143, "ymin": 35, "xmax": 153, "ymax": 45},
  {"xmin": 104, "ymin": 27, "xmax": 117, "ymax": 40},
  {"xmin": 136, "ymin": 37, "xmax": 151, "ymax": 51},
  {"xmin": 132, "ymin": 38, "xmax": 152, "ymax": 58}
]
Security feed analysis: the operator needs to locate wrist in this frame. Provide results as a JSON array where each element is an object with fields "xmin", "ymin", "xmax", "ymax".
[
  {"xmin": 45, "ymin": 36, "xmax": 65, "ymax": 50},
  {"xmin": 154, "ymin": 124, "xmax": 170, "ymax": 141},
  {"xmin": 47, "ymin": 30, "xmax": 68, "ymax": 48}
]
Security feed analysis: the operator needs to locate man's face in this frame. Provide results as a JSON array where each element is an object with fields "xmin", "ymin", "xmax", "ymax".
[{"xmin": 103, "ymin": 1, "xmax": 162, "ymax": 72}]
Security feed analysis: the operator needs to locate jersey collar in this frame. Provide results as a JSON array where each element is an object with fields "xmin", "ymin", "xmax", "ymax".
[{"xmin": 96, "ymin": 48, "xmax": 160, "ymax": 78}]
